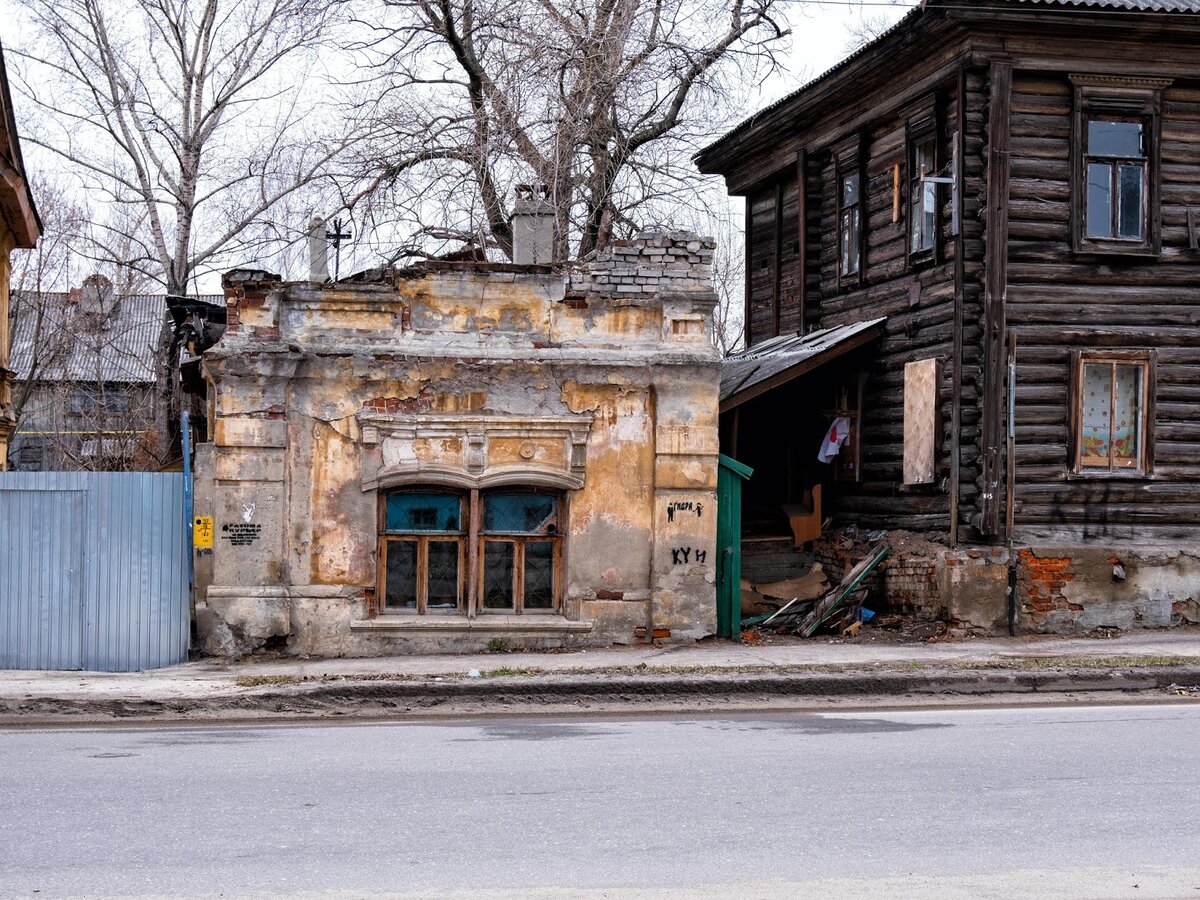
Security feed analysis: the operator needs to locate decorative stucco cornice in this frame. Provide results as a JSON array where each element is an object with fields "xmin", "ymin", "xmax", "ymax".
[{"xmin": 357, "ymin": 412, "xmax": 594, "ymax": 494}]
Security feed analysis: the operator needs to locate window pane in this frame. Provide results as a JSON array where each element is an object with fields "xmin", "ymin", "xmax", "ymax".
[
  {"xmin": 1117, "ymin": 164, "xmax": 1144, "ymax": 239},
  {"xmin": 484, "ymin": 492, "xmax": 556, "ymax": 534},
  {"xmin": 385, "ymin": 539, "xmax": 417, "ymax": 609},
  {"xmin": 1086, "ymin": 163, "xmax": 1114, "ymax": 238},
  {"xmin": 1112, "ymin": 364, "xmax": 1143, "ymax": 467},
  {"xmin": 524, "ymin": 542, "xmax": 555, "ymax": 610},
  {"xmin": 840, "ymin": 208, "xmax": 859, "ymax": 277},
  {"xmin": 386, "ymin": 492, "xmax": 461, "ymax": 533},
  {"xmin": 1088, "ymin": 120, "xmax": 1143, "ymax": 158},
  {"xmin": 427, "ymin": 541, "xmax": 460, "ymax": 610},
  {"xmin": 482, "ymin": 541, "xmax": 515, "ymax": 609},
  {"xmin": 842, "ymin": 172, "xmax": 859, "ymax": 206},
  {"xmin": 1081, "ymin": 364, "xmax": 1113, "ymax": 465}
]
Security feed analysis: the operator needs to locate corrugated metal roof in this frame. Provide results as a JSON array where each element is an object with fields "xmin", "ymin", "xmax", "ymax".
[
  {"xmin": 720, "ymin": 318, "xmax": 886, "ymax": 411},
  {"xmin": 698, "ymin": 0, "xmax": 1200, "ymax": 164},
  {"xmin": 1025, "ymin": 0, "xmax": 1200, "ymax": 7},
  {"xmin": 9, "ymin": 292, "xmax": 223, "ymax": 383}
]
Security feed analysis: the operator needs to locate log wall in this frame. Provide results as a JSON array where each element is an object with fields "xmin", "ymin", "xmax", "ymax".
[{"xmin": 1006, "ymin": 72, "xmax": 1200, "ymax": 540}]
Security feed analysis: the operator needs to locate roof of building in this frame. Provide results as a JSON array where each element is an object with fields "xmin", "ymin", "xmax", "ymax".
[
  {"xmin": 9, "ymin": 291, "xmax": 224, "ymax": 383},
  {"xmin": 697, "ymin": 0, "xmax": 1200, "ymax": 169},
  {"xmin": 719, "ymin": 318, "xmax": 887, "ymax": 412},
  {"xmin": 0, "ymin": 41, "xmax": 41, "ymax": 246}
]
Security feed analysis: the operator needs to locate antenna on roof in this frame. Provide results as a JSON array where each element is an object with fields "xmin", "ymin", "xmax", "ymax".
[{"xmin": 325, "ymin": 217, "xmax": 352, "ymax": 281}]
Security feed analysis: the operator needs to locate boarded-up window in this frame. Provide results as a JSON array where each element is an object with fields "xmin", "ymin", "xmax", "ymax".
[{"xmin": 903, "ymin": 358, "xmax": 938, "ymax": 485}]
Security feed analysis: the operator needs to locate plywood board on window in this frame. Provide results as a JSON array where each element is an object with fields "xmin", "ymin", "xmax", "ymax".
[{"xmin": 904, "ymin": 358, "xmax": 938, "ymax": 485}]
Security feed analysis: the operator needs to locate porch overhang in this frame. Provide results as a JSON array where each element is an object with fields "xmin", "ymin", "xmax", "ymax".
[{"xmin": 719, "ymin": 318, "xmax": 886, "ymax": 414}]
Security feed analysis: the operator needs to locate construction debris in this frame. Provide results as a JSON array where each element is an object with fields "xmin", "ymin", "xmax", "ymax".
[{"xmin": 742, "ymin": 543, "xmax": 889, "ymax": 638}]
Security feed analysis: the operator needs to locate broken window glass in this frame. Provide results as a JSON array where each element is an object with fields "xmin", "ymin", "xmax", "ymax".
[
  {"xmin": 427, "ymin": 541, "xmax": 460, "ymax": 610},
  {"xmin": 909, "ymin": 135, "xmax": 937, "ymax": 254},
  {"xmin": 524, "ymin": 542, "xmax": 555, "ymax": 609},
  {"xmin": 385, "ymin": 539, "xmax": 418, "ymax": 609},
  {"xmin": 483, "ymin": 492, "xmax": 556, "ymax": 534},
  {"xmin": 839, "ymin": 172, "xmax": 861, "ymax": 277},
  {"xmin": 483, "ymin": 541, "xmax": 515, "ymax": 609},
  {"xmin": 385, "ymin": 492, "xmax": 461, "ymax": 533},
  {"xmin": 1087, "ymin": 163, "xmax": 1113, "ymax": 238}
]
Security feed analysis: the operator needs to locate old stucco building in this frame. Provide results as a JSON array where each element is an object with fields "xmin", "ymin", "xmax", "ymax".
[{"xmin": 195, "ymin": 232, "xmax": 721, "ymax": 656}]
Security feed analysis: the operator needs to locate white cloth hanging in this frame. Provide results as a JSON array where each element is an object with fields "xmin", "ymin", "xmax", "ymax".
[{"xmin": 818, "ymin": 416, "xmax": 852, "ymax": 464}]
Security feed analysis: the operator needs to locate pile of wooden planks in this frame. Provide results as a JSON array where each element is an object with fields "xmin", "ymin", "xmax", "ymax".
[{"xmin": 742, "ymin": 543, "xmax": 890, "ymax": 637}]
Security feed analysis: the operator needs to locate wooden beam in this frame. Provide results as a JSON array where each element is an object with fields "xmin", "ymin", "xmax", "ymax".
[
  {"xmin": 949, "ymin": 64, "xmax": 967, "ymax": 546},
  {"xmin": 980, "ymin": 60, "xmax": 1013, "ymax": 537},
  {"xmin": 773, "ymin": 180, "xmax": 783, "ymax": 338},
  {"xmin": 796, "ymin": 150, "xmax": 808, "ymax": 334},
  {"xmin": 743, "ymin": 195, "xmax": 752, "ymax": 349}
]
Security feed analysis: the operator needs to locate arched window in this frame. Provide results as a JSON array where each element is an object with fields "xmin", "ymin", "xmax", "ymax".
[
  {"xmin": 480, "ymin": 491, "xmax": 560, "ymax": 613},
  {"xmin": 380, "ymin": 491, "xmax": 465, "ymax": 613},
  {"xmin": 379, "ymin": 488, "xmax": 562, "ymax": 615}
]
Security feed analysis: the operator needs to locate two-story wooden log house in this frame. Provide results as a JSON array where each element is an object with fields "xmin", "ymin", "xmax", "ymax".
[{"xmin": 698, "ymin": 0, "xmax": 1200, "ymax": 632}]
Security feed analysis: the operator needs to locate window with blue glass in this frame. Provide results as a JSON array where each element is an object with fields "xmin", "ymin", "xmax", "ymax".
[
  {"xmin": 380, "ymin": 491, "xmax": 464, "ymax": 613},
  {"xmin": 379, "ymin": 488, "xmax": 562, "ymax": 615},
  {"xmin": 480, "ymin": 491, "xmax": 559, "ymax": 613}
]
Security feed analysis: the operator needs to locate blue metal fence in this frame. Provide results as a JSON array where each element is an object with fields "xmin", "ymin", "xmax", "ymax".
[{"xmin": 0, "ymin": 472, "xmax": 188, "ymax": 671}]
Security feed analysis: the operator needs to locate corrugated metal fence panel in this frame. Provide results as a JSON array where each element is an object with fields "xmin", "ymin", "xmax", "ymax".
[
  {"xmin": 0, "ymin": 483, "xmax": 85, "ymax": 669},
  {"xmin": 0, "ymin": 472, "xmax": 187, "ymax": 672}
]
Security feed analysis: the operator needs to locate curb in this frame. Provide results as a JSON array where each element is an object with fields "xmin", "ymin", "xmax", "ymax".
[{"xmin": 2, "ymin": 663, "xmax": 1198, "ymax": 724}]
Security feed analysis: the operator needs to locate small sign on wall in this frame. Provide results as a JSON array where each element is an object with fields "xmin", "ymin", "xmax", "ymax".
[
  {"xmin": 904, "ymin": 358, "xmax": 938, "ymax": 485},
  {"xmin": 194, "ymin": 515, "xmax": 214, "ymax": 549}
]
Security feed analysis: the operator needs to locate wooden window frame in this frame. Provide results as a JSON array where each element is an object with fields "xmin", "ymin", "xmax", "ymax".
[
  {"xmin": 905, "ymin": 110, "xmax": 941, "ymax": 269},
  {"xmin": 1067, "ymin": 349, "xmax": 1156, "ymax": 478},
  {"xmin": 377, "ymin": 488, "xmax": 564, "ymax": 617},
  {"xmin": 378, "ymin": 491, "xmax": 467, "ymax": 615},
  {"xmin": 834, "ymin": 136, "xmax": 866, "ymax": 290},
  {"xmin": 478, "ymin": 536, "xmax": 563, "ymax": 615},
  {"xmin": 1070, "ymin": 75, "xmax": 1169, "ymax": 257}
]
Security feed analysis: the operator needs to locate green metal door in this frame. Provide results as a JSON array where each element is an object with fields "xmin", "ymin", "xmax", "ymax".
[{"xmin": 716, "ymin": 454, "xmax": 753, "ymax": 640}]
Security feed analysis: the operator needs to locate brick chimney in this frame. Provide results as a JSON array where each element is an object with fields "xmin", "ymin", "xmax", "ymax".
[{"xmin": 511, "ymin": 184, "xmax": 555, "ymax": 265}]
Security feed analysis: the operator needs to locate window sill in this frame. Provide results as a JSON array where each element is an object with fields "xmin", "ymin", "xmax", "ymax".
[
  {"xmin": 351, "ymin": 614, "xmax": 593, "ymax": 634},
  {"xmin": 1065, "ymin": 470, "xmax": 1153, "ymax": 481},
  {"xmin": 1073, "ymin": 242, "xmax": 1158, "ymax": 260}
]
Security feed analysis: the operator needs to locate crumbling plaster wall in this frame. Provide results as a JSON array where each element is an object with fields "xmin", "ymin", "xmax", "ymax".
[
  {"xmin": 813, "ymin": 529, "xmax": 1200, "ymax": 635},
  {"xmin": 197, "ymin": 233, "xmax": 720, "ymax": 657}
]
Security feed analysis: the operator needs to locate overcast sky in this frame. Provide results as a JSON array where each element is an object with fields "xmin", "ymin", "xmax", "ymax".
[{"xmin": 1, "ymin": 0, "xmax": 917, "ymax": 288}]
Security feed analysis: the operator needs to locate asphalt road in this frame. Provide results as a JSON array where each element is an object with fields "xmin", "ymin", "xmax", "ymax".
[{"xmin": 1, "ymin": 704, "xmax": 1199, "ymax": 899}]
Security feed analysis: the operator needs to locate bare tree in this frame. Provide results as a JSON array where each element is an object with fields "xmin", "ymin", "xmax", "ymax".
[
  {"xmin": 348, "ymin": 0, "xmax": 789, "ymax": 263},
  {"xmin": 12, "ymin": 0, "xmax": 365, "ymax": 459},
  {"xmin": 843, "ymin": 0, "xmax": 916, "ymax": 54},
  {"xmin": 12, "ymin": 0, "xmax": 355, "ymax": 296},
  {"xmin": 7, "ymin": 177, "xmax": 90, "ymax": 431}
]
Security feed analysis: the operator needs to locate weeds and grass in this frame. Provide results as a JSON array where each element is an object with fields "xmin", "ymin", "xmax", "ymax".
[
  {"xmin": 486, "ymin": 638, "xmax": 510, "ymax": 653},
  {"xmin": 230, "ymin": 654, "xmax": 1199, "ymax": 688},
  {"xmin": 481, "ymin": 666, "xmax": 538, "ymax": 678}
]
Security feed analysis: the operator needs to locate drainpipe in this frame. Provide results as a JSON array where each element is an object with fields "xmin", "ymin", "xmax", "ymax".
[
  {"xmin": 646, "ymin": 385, "xmax": 658, "ymax": 643},
  {"xmin": 1005, "ymin": 343, "xmax": 1017, "ymax": 636}
]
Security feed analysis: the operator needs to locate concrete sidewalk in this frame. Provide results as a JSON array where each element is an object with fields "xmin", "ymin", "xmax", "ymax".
[{"xmin": 1, "ymin": 629, "xmax": 1199, "ymax": 724}]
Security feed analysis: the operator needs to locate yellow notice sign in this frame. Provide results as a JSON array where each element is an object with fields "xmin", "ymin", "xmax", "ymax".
[{"xmin": 194, "ymin": 515, "xmax": 214, "ymax": 549}]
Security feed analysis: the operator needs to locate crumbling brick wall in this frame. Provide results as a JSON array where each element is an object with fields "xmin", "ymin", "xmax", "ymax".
[
  {"xmin": 568, "ymin": 232, "xmax": 715, "ymax": 302},
  {"xmin": 812, "ymin": 529, "xmax": 943, "ymax": 620}
]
